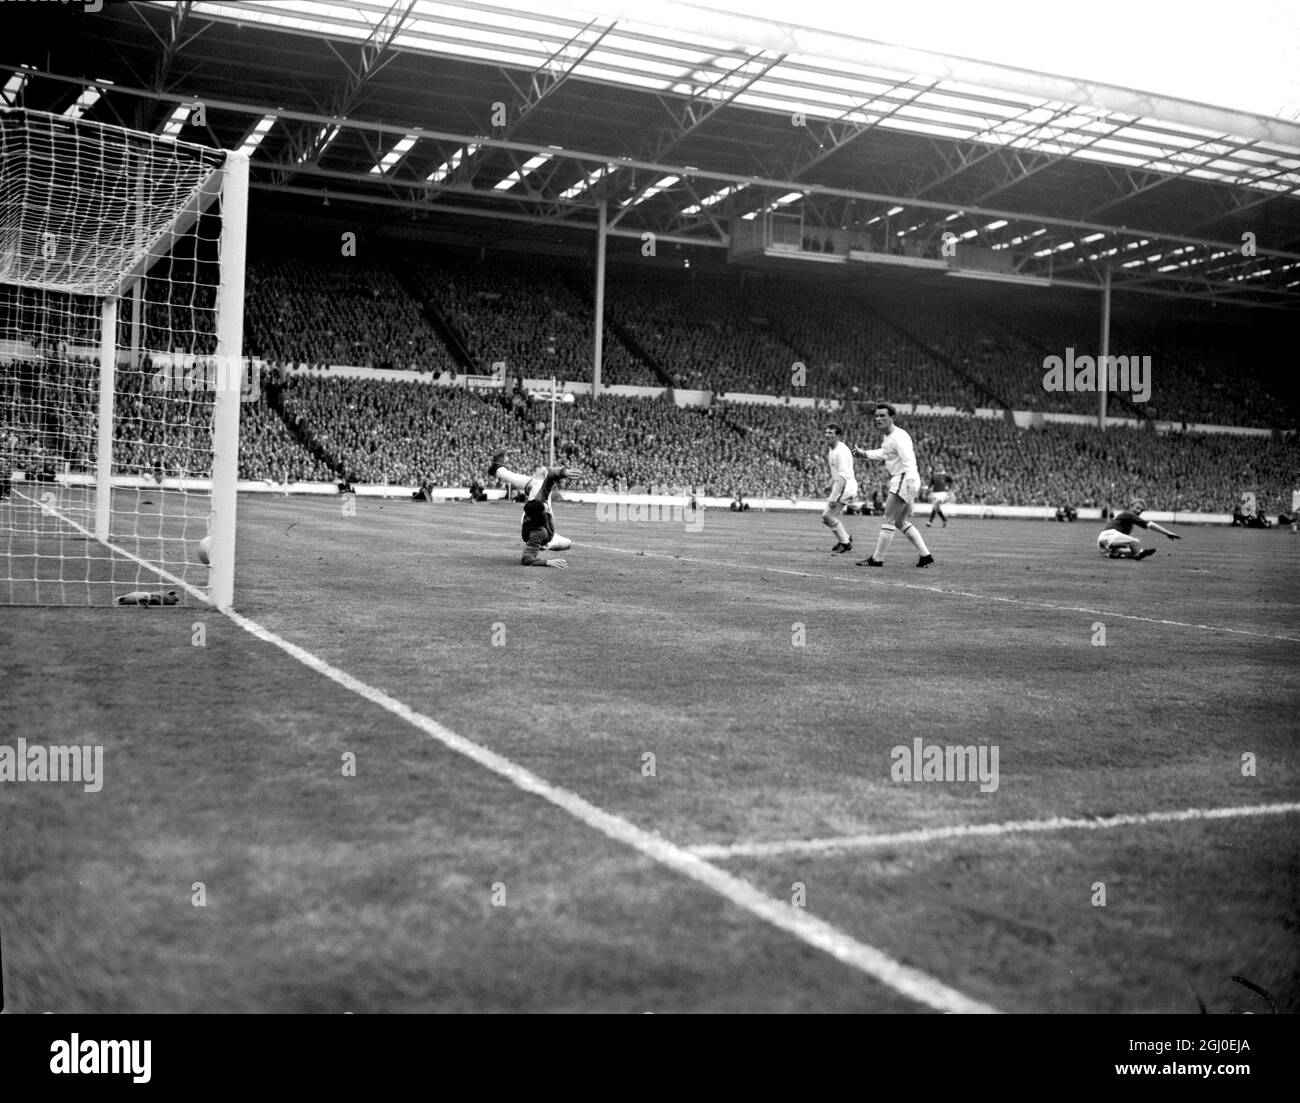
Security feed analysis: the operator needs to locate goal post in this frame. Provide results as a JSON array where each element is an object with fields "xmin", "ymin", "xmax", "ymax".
[
  {"xmin": 209, "ymin": 147, "xmax": 249, "ymax": 611},
  {"xmin": 0, "ymin": 107, "xmax": 249, "ymax": 608}
]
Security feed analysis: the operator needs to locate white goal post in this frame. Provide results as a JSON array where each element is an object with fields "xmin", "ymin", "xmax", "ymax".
[{"xmin": 0, "ymin": 107, "xmax": 249, "ymax": 609}]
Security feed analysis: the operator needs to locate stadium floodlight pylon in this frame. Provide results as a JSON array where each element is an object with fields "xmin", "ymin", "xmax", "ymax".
[{"xmin": 0, "ymin": 108, "xmax": 249, "ymax": 609}]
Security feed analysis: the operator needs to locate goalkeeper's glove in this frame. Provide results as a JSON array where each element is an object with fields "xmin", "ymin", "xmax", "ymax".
[
  {"xmin": 1167, "ymin": 532, "xmax": 1181, "ymax": 540},
  {"xmin": 547, "ymin": 558, "xmax": 568, "ymax": 569}
]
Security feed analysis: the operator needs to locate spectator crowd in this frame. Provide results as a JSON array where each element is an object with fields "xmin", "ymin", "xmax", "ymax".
[
  {"xmin": 4, "ymin": 250, "xmax": 1296, "ymax": 513},
  {"xmin": 244, "ymin": 258, "xmax": 456, "ymax": 374}
]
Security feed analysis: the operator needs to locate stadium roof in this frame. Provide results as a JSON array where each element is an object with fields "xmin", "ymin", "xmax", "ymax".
[{"xmin": 6, "ymin": 0, "xmax": 1300, "ymax": 306}]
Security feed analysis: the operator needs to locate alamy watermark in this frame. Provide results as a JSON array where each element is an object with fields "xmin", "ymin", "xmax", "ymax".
[
  {"xmin": 0, "ymin": 737, "xmax": 103, "ymax": 793},
  {"xmin": 891, "ymin": 738, "xmax": 999, "ymax": 793},
  {"xmin": 149, "ymin": 355, "xmax": 260, "ymax": 402},
  {"xmin": 50, "ymin": 1035, "xmax": 150, "ymax": 1083},
  {"xmin": 1042, "ymin": 348, "xmax": 1151, "ymax": 403},
  {"xmin": 595, "ymin": 483, "xmax": 704, "ymax": 532}
]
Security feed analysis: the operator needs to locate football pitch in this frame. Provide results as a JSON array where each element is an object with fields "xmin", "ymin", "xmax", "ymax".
[{"xmin": 2, "ymin": 495, "xmax": 1297, "ymax": 1014}]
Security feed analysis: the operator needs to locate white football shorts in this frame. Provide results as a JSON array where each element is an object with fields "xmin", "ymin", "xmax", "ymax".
[
  {"xmin": 889, "ymin": 471, "xmax": 921, "ymax": 504},
  {"xmin": 1097, "ymin": 529, "xmax": 1139, "ymax": 552},
  {"xmin": 829, "ymin": 476, "xmax": 858, "ymax": 505},
  {"xmin": 930, "ymin": 491, "xmax": 950, "ymax": 504}
]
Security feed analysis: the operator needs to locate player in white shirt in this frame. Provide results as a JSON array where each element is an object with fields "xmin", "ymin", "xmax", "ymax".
[
  {"xmin": 821, "ymin": 424, "xmax": 858, "ymax": 553},
  {"xmin": 851, "ymin": 403, "xmax": 934, "ymax": 568}
]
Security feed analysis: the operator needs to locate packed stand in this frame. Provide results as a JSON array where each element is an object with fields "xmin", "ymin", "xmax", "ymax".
[
  {"xmin": 600, "ymin": 271, "xmax": 807, "ymax": 395},
  {"xmin": 0, "ymin": 356, "xmax": 98, "ymax": 476},
  {"xmin": 745, "ymin": 277, "xmax": 988, "ymax": 408},
  {"xmin": 135, "ymin": 263, "xmax": 218, "ymax": 356},
  {"xmin": 244, "ymin": 258, "xmax": 455, "ymax": 374},
  {"xmin": 275, "ymin": 375, "xmax": 542, "ymax": 487},
  {"xmin": 238, "ymin": 397, "xmax": 336, "ymax": 483},
  {"xmin": 406, "ymin": 256, "xmax": 656, "ymax": 386},
  {"xmin": 596, "ymin": 269, "xmax": 988, "ymax": 406},
  {"xmin": 1, "ymin": 356, "xmax": 337, "ymax": 482},
  {"xmin": 557, "ymin": 394, "xmax": 812, "ymax": 497},
  {"xmin": 865, "ymin": 287, "xmax": 1299, "ymax": 429},
  {"xmin": 0, "ymin": 286, "xmax": 100, "ymax": 351}
]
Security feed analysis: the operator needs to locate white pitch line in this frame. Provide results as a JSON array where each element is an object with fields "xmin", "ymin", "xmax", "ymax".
[
  {"xmin": 687, "ymin": 802, "xmax": 1300, "ymax": 860},
  {"xmin": 31, "ymin": 490, "xmax": 996, "ymax": 1009},
  {"xmin": 220, "ymin": 603, "xmax": 998, "ymax": 1015},
  {"xmin": 572, "ymin": 539, "xmax": 1300, "ymax": 644},
  {"xmin": 449, "ymin": 516, "xmax": 1300, "ymax": 641}
]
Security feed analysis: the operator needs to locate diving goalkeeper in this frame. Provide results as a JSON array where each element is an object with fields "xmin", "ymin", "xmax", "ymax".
[
  {"xmin": 489, "ymin": 451, "xmax": 577, "ymax": 567},
  {"xmin": 1096, "ymin": 498, "xmax": 1180, "ymax": 559}
]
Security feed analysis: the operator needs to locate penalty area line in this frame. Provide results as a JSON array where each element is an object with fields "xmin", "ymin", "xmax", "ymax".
[
  {"xmin": 687, "ymin": 802, "xmax": 1300, "ymax": 860},
  {"xmin": 573, "ymin": 540, "xmax": 1300, "ymax": 644},
  {"xmin": 218, "ymin": 601, "xmax": 997, "ymax": 1014}
]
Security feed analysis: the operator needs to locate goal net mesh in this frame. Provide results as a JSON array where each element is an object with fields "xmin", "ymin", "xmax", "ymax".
[{"xmin": 0, "ymin": 107, "xmax": 242, "ymax": 606}]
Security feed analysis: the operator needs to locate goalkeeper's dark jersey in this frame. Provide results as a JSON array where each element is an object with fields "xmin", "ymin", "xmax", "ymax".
[
  {"xmin": 1110, "ymin": 509, "xmax": 1150, "ymax": 535},
  {"xmin": 520, "ymin": 503, "xmax": 555, "ymax": 566},
  {"xmin": 930, "ymin": 472, "xmax": 952, "ymax": 492},
  {"xmin": 521, "ymin": 513, "xmax": 554, "ymax": 545},
  {"xmin": 513, "ymin": 466, "xmax": 569, "ymax": 565}
]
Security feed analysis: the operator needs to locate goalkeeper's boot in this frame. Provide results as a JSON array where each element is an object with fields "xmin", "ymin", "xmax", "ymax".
[
  {"xmin": 855, "ymin": 556, "xmax": 884, "ymax": 567},
  {"xmin": 916, "ymin": 554, "xmax": 935, "ymax": 568},
  {"xmin": 1134, "ymin": 547, "xmax": 1156, "ymax": 560},
  {"xmin": 830, "ymin": 541, "xmax": 852, "ymax": 554}
]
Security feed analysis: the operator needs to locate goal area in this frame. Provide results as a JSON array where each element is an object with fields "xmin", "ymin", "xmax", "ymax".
[{"xmin": 0, "ymin": 107, "xmax": 248, "ymax": 608}]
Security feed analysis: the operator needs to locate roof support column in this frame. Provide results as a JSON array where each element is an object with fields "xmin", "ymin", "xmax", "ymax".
[
  {"xmin": 1099, "ymin": 266, "xmax": 1111, "ymax": 430},
  {"xmin": 593, "ymin": 198, "xmax": 607, "ymax": 396}
]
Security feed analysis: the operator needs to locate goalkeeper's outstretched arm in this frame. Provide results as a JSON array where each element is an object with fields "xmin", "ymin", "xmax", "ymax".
[
  {"xmin": 521, "ymin": 544, "xmax": 567, "ymax": 568},
  {"xmin": 1146, "ymin": 520, "xmax": 1181, "ymax": 540}
]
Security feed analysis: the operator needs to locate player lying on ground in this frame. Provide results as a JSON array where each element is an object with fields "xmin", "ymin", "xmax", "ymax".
[
  {"xmin": 822, "ymin": 423, "xmax": 858, "ymax": 554},
  {"xmin": 488, "ymin": 451, "xmax": 577, "ymax": 566},
  {"xmin": 1097, "ymin": 498, "xmax": 1180, "ymax": 560},
  {"xmin": 852, "ymin": 403, "xmax": 934, "ymax": 568}
]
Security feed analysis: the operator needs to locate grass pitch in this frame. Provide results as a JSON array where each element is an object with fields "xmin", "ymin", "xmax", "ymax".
[{"xmin": 1, "ymin": 495, "xmax": 1297, "ymax": 1013}]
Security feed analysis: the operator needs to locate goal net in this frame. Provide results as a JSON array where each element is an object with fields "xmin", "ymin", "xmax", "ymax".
[{"xmin": 0, "ymin": 107, "xmax": 248, "ymax": 608}]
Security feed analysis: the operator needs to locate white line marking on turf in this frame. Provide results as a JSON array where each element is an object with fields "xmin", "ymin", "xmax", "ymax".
[
  {"xmin": 449, "ymin": 517, "xmax": 1300, "ymax": 642},
  {"xmin": 687, "ymin": 802, "xmax": 1300, "ymax": 860},
  {"xmin": 219, "ymin": 604, "xmax": 997, "ymax": 1015},
  {"xmin": 571, "ymin": 540, "xmax": 1300, "ymax": 644}
]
